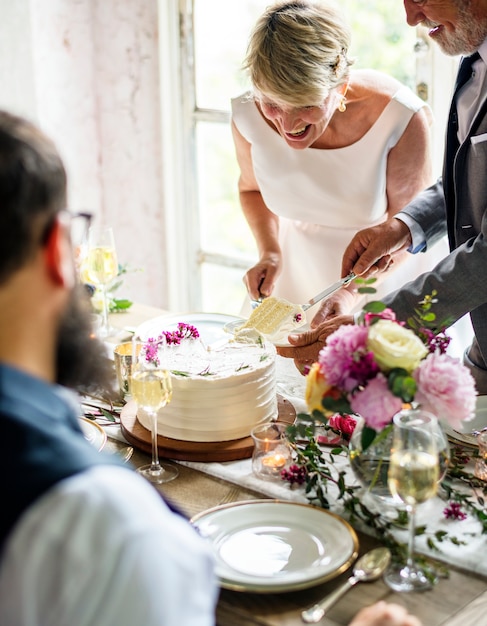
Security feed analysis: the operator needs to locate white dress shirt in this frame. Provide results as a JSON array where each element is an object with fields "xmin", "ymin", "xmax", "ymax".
[
  {"xmin": 457, "ymin": 46, "xmax": 487, "ymax": 143},
  {"xmin": 0, "ymin": 466, "xmax": 218, "ymax": 626},
  {"xmin": 397, "ymin": 39, "xmax": 487, "ymax": 252}
]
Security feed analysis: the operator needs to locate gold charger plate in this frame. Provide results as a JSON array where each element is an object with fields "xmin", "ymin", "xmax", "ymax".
[
  {"xmin": 191, "ymin": 500, "xmax": 358, "ymax": 593},
  {"xmin": 79, "ymin": 417, "xmax": 107, "ymax": 451},
  {"xmin": 444, "ymin": 395, "xmax": 487, "ymax": 448}
]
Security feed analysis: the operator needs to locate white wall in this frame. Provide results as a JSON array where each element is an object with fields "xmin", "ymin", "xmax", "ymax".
[{"xmin": 0, "ymin": 0, "xmax": 168, "ymax": 308}]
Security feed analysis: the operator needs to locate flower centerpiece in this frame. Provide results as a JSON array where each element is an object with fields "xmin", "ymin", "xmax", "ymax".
[
  {"xmin": 304, "ymin": 291, "xmax": 476, "ymax": 453},
  {"xmin": 283, "ymin": 287, "xmax": 486, "ymax": 578}
]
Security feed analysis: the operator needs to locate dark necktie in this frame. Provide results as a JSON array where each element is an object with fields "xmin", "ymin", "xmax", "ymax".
[
  {"xmin": 454, "ymin": 52, "xmax": 481, "ymax": 95},
  {"xmin": 448, "ymin": 52, "xmax": 481, "ymax": 140},
  {"xmin": 445, "ymin": 52, "xmax": 481, "ymax": 185}
]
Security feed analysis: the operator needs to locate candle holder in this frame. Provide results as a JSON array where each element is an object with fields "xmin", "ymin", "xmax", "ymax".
[
  {"xmin": 114, "ymin": 341, "xmax": 141, "ymax": 400},
  {"xmin": 474, "ymin": 432, "xmax": 487, "ymax": 481},
  {"xmin": 251, "ymin": 423, "xmax": 292, "ymax": 480}
]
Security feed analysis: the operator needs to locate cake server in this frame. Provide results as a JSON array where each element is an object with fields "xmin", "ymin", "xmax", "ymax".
[
  {"xmin": 301, "ymin": 272, "xmax": 356, "ymax": 311},
  {"xmin": 251, "ymin": 272, "xmax": 356, "ymax": 311}
]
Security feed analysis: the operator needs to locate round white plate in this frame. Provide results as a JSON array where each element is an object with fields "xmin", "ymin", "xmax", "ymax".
[
  {"xmin": 443, "ymin": 395, "xmax": 487, "ymax": 447},
  {"xmin": 136, "ymin": 312, "xmax": 241, "ymax": 346},
  {"xmin": 79, "ymin": 417, "xmax": 107, "ymax": 451},
  {"xmin": 191, "ymin": 500, "xmax": 358, "ymax": 593},
  {"xmin": 223, "ymin": 318, "xmax": 310, "ymax": 348}
]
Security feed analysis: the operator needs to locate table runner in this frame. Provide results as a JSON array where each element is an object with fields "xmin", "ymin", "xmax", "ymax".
[{"xmin": 97, "ymin": 354, "xmax": 487, "ymax": 577}]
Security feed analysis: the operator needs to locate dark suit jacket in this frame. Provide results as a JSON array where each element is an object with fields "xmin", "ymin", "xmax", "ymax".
[{"xmin": 383, "ymin": 77, "xmax": 487, "ymax": 393}]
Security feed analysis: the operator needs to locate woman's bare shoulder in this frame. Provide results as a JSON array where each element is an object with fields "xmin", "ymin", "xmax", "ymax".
[{"xmin": 349, "ymin": 69, "xmax": 406, "ymax": 100}]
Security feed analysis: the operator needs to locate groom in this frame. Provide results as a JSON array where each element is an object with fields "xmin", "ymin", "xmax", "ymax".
[{"xmin": 280, "ymin": 0, "xmax": 487, "ymax": 395}]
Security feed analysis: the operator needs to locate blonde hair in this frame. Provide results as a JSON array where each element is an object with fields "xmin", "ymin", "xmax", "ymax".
[{"xmin": 243, "ymin": 0, "xmax": 354, "ymax": 107}]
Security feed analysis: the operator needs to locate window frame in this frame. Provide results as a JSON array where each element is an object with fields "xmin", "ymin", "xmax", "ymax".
[{"xmin": 158, "ymin": 1, "xmax": 458, "ymax": 313}]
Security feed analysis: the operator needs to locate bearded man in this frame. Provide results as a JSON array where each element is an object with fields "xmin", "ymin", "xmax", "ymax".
[
  {"xmin": 0, "ymin": 111, "xmax": 218, "ymax": 625},
  {"xmin": 281, "ymin": 0, "xmax": 487, "ymax": 396}
]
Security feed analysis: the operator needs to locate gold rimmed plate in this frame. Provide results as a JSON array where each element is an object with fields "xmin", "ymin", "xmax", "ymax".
[
  {"xmin": 443, "ymin": 395, "xmax": 487, "ymax": 448},
  {"xmin": 191, "ymin": 500, "xmax": 358, "ymax": 593},
  {"xmin": 79, "ymin": 417, "xmax": 107, "ymax": 452}
]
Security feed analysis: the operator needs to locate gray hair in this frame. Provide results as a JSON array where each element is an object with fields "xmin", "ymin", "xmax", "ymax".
[{"xmin": 243, "ymin": 0, "xmax": 354, "ymax": 107}]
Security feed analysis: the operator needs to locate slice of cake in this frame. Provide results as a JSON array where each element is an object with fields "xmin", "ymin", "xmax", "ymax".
[{"xmin": 235, "ymin": 296, "xmax": 306, "ymax": 344}]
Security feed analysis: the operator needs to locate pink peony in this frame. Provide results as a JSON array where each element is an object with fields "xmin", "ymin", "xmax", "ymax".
[
  {"xmin": 413, "ymin": 353, "xmax": 476, "ymax": 429},
  {"xmin": 318, "ymin": 325, "xmax": 377, "ymax": 392},
  {"xmin": 349, "ymin": 374, "xmax": 403, "ymax": 430}
]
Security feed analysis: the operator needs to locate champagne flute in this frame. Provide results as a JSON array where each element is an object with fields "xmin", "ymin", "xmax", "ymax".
[
  {"xmin": 131, "ymin": 335, "xmax": 178, "ymax": 484},
  {"xmin": 385, "ymin": 408, "xmax": 440, "ymax": 592},
  {"xmin": 85, "ymin": 225, "xmax": 118, "ymax": 338}
]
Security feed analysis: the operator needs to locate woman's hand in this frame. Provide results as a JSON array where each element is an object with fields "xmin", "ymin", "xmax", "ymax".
[
  {"xmin": 276, "ymin": 314, "xmax": 354, "ymax": 373},
  {"xmin": 348, "ymin": 601, "xmax": 422, "ymax": 626},
  {"xmin": 244, "ymin": 252, "xmax": 282, "ymax": 300}
]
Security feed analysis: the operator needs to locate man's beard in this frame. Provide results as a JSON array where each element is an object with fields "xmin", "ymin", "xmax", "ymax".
[
  {"xmin": 430, "ymin": 2, "xmax": 487, "ymax": 56},
  {"xmin": 56, "ymin": 285, "xmax": 117, "ymax": 398}
]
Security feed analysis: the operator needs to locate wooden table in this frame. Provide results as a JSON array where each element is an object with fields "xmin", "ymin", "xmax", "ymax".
[{"xmin": 106, "ymin": 306, "xmax": 487, "ymax": 626}]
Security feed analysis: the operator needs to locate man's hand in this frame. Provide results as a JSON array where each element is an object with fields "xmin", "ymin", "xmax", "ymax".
[
  {"xmin": 276, "ymin": 314, "xmax": 354, "ymax": 373},
  {"xmin": 348, "ymin": 601, "xmax": 422, "ymax": 626},
  {"xmin": 342, "ymin": 218, "xmax": 412, "ymax": 279},
  {"xmin": 310, "ymin": 289, "xmax": 357, "ymax": 328}
]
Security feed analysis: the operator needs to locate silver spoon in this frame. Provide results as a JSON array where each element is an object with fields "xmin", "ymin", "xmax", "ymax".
[{"xmin": 301, "ymin": 547, "xmax": 391, "ymax": 624}]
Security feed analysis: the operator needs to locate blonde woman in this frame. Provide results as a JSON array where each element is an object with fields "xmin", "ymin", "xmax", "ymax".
[{"xmin": 232, "ymin": 0, "xmax": 447, "ymax": 321}]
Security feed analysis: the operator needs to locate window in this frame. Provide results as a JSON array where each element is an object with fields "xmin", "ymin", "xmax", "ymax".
[{"xmin": 160, "ymin": 0, "xmax": 456, "ymax": 316}]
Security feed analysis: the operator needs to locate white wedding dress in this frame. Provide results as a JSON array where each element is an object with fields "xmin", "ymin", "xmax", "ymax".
[{"xmin": 232, "ymin": 86, "xmax": 450, "ymax": 318}]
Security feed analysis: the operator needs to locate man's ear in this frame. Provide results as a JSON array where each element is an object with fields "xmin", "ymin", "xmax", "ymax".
[{"xmin": 43, "ymin": 219, "xmax": 76, "ymax": 289}]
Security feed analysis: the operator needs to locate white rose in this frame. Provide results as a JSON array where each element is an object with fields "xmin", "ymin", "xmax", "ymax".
[{"xmin": 367, "ymin": 319, "xmax": 428, "ymax": 373}]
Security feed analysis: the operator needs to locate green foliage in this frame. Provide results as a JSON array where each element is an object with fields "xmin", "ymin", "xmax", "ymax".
[
  {"xmin": 388, "ymin": 368, "xmax": 417, "ymax": 402},
  {"xmin": 341, "ymin": 0, "xmax": 416, "ymax": 87},
  {"xmin": 285, "ymin": 426, "xmax": 483, "ymax": 578},
  {"xmin": 109, "ymin": 299, "xmax": 133, "ymax": 312}
]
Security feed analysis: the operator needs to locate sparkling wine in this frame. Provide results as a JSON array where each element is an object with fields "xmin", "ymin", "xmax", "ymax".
[
  {"xmin": 131, "ymin": 369, "xmax": 172, "ymax": 413},
  {"xmin": 86, "ymin": 246, "xmax": 118, "ymax": 285},
  {"xmin": 389, "ymin": 450, "xmax": 439, "ymax": 505}
]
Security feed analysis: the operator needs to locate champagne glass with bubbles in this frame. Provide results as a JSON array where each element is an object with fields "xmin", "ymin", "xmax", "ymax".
[
  {"xmin": 385, "ymin": 408, "xmax": 440, "ymax": 592},
  {"xmin": 131, "ymin": 335, "xmax": 178, "ymax": 484},
  {"xmin": 85, "ymin": 225, "xmax": 118, "ymax": 338}
]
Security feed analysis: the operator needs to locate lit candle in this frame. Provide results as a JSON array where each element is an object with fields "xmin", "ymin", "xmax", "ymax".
[{"xmin": 262, "ymin": 452, "xmax": 287, "ymax": 469}]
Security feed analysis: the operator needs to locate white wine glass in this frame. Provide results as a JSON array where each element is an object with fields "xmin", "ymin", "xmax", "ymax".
[
  {"xmin": 131, "ymin": 335, "xmax": 178, "ymax": 484},
  {"xmin": 385, "ymin": 408, "xmax": 440, "ymax": 592},
  {"xmin": 85, "ymin": 225, "xmax": 118, "ymax": 338}
]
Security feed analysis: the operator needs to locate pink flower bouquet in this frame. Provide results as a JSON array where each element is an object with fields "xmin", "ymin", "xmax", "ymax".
[{"xmin": 305, "ymin": 293, "xmax": 477, "ymax": 446}]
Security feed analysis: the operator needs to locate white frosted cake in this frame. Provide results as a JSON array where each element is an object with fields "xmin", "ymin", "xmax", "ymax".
[
  {"xmin": 235, "ymin": 296, "xmax": 306, "ymax": 344},
  {"xmin": 136, "ymin": 338, "xmax": 277, "ymax": 442}
]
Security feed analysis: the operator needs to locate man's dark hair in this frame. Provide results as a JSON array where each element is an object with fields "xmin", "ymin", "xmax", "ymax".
[{"xmin": 0, "ymin": 111, "xmax": 67, "ymax": 283}]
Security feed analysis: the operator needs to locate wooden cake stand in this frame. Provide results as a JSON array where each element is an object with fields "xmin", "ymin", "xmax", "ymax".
[{"xmin": 120, "ymin": 394, "xmax": 296, "ymax": 462}]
